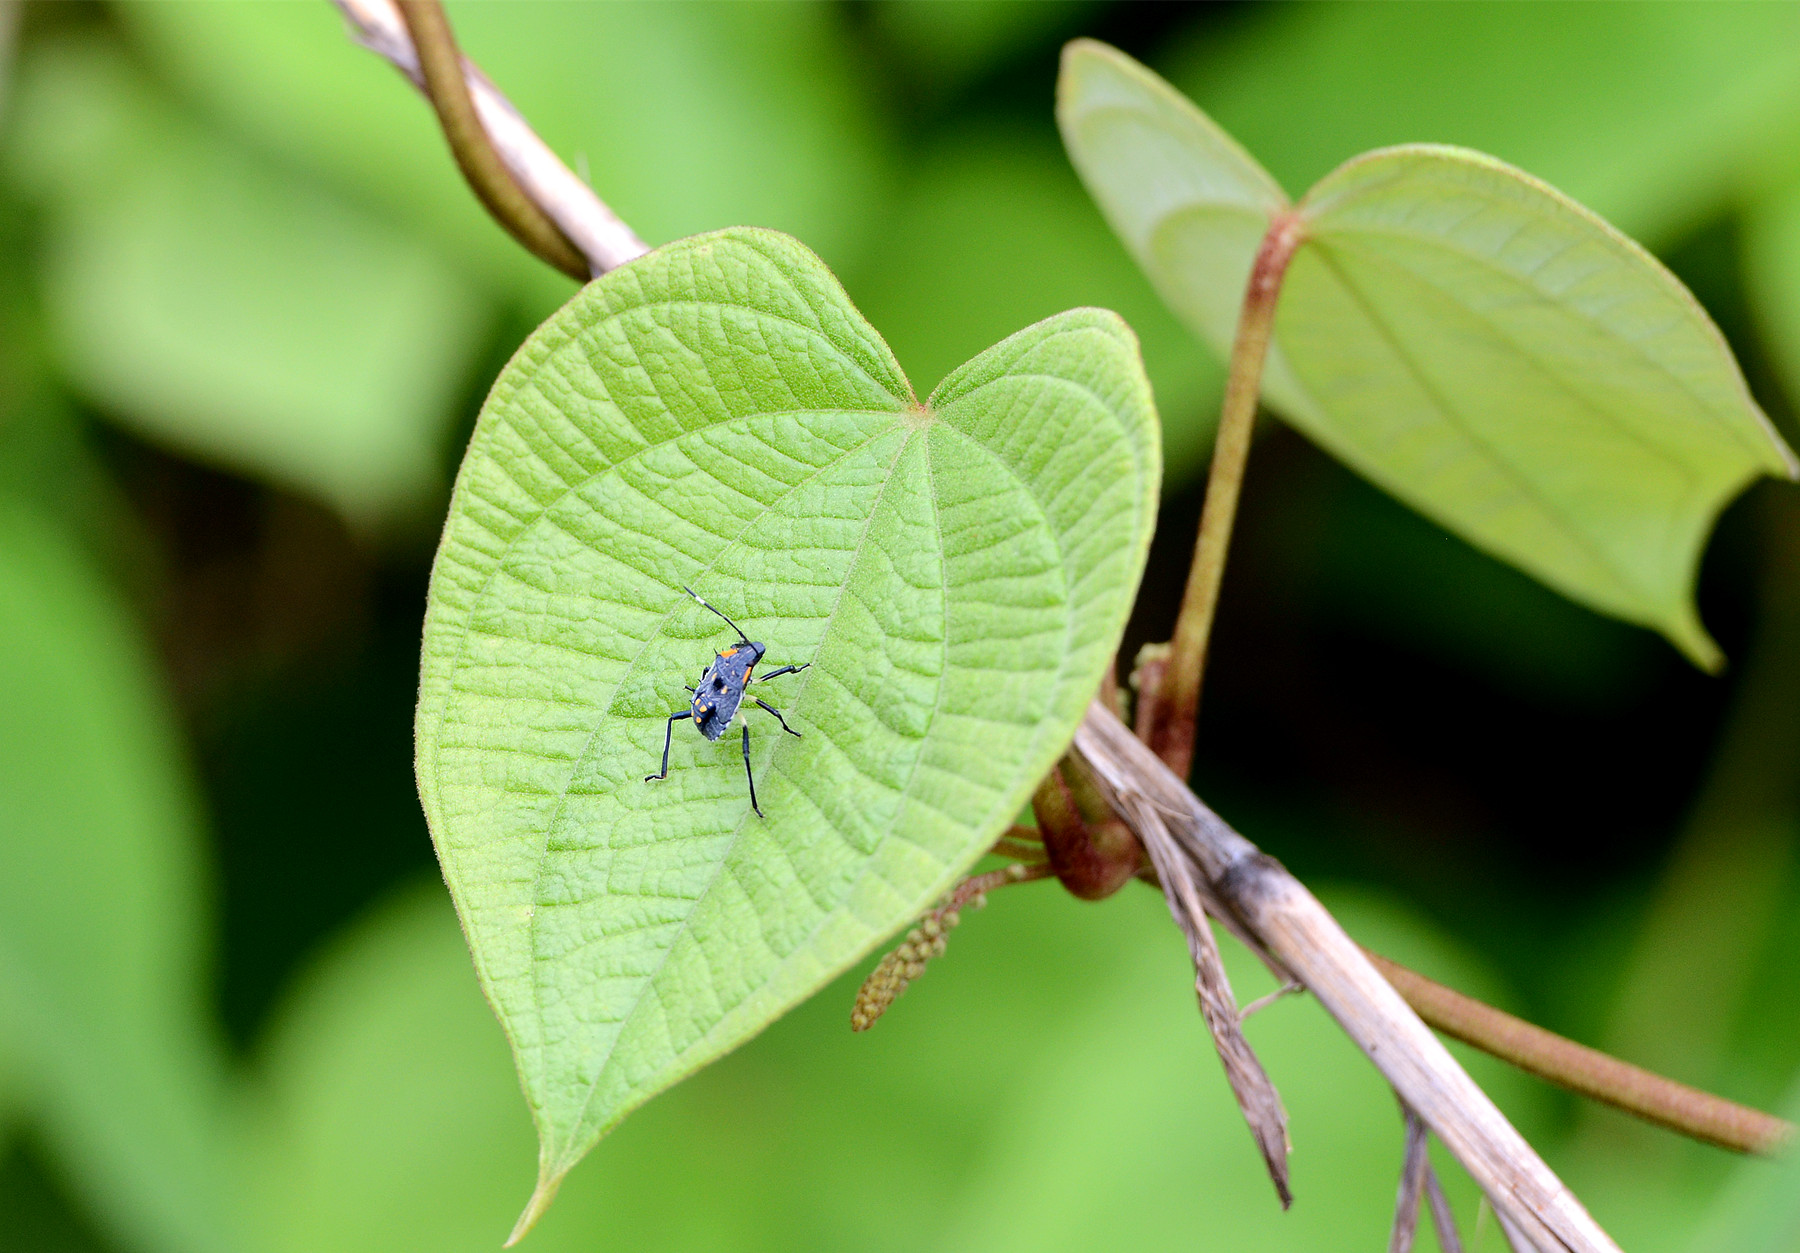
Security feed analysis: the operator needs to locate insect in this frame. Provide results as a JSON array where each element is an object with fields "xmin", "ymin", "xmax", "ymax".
[{"xmin": 644, "ymin": 586, "xmax": 809, "ymax": 818}]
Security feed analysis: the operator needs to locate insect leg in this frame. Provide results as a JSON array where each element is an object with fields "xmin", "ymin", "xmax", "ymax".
[
  {"xmin": 742, "ymin": 723, "xmax": 764, "ymax": 819},
  {"xmin": 753, "ymin": 662, "xmax": 810, "ymax": 683},
  {"xmin": 644, "ymin": 710, "xmax": 692, "ymax": 782},
  {"xmin": 753, "ymin": 697, "xmax": 801, "ymax": 737}
]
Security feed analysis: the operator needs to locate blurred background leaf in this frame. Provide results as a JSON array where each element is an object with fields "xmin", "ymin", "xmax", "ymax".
[
  {"xmin": 0, "ymin": 498, "xmax": 235, "ymax": 1253},
  {"xmin": 118, "ymin": 0, "xmax": 572, "ymax": 313},
  {"xmin": 870, "ymin": 0, "xmax": 1100, "ymax": 99},
  {"xmin": 124, "ymin": 1, "xmax": 894, "ymax": 310},
  {"xmin": 1684, "ymin": 1076, "xmax": 1800, "ymax": 1253},
  {"xmin": 2, "ymin": 32, "xmax": 489, "ymax": 530}
]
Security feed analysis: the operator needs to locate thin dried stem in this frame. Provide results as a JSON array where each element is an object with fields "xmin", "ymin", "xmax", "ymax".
[
  {"xmin": 1238, "ymin": 979, "xmax": 1303, "ymax": 1021},
  {"xmin": 1122, "ymin": 772, "xmax": 1292, "ymax": 1205},
  {"xmin": 1364, "ymin": 949, "xmax": 1794, "ymax": 1156},
  {"xmin": 1426, "ymin": 1162, "xmax": 1467, "ymax": 1253},
  {"xmin": 1390, "ymin": 1104, "xmax": 1431, "ymax": 1253},
  {"xmin": 1147, "ymin": 211, "xmax": 1305, "ymax": 778},
  {"xmin": 334, "ymin": 0, "xmax": 649, "ymax": 275}
]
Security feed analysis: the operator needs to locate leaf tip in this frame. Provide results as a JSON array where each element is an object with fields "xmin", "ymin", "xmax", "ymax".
[
  {"xmin": 1775, "ymin": 440, "xmax": 1800, "ymax": 482},
  {"xmin": 504, "ymin": 1167, "xmax": 566, "ymax": 1247},
  {"xmin": 1671, "ymin": 614, "xmax": 1727, "ymax": 676},
  {"xmin": 1056, "ymin": 37, "xmax": 1131, "ymax": 111},
  {"xmin": 1059, "ymin": 35, "xmax": 1110, "ymax": 67}
]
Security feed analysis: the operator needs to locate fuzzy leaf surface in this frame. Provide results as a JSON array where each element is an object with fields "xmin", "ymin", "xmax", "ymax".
[
  {"xmin": 414, "ymin": 228, "xmax": 1158, "ymax": 1226},
  {"xmin": 1059, "ymin": 41, "xmax": 1797, "ymax": 665}
]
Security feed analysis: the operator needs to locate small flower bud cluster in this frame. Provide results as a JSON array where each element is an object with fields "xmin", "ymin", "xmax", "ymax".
[{"xmin": 849, "ymin": 905, "xmax": 964, "ymax": 1031}]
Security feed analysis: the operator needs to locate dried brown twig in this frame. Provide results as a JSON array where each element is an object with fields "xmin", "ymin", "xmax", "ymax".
[
  {"xmin": 1390, "ymin": 1105, "xmax": 1431, "ymax": 1253},
  {"xmin": 1074, "ymin": 701, "xmax": 1622, "ymax": 1253},
  {"xmin": 1133, "ymin": 790, "xmax": 1292, "ymax": 1206},
  {"xmin": 1391, "ymin": 1101, "xmax": 1467, "ymax": 1253}
]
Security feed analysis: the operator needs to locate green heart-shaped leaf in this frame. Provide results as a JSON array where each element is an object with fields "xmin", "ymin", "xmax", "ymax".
[
  {"xmin": 1059, "ymin": 40, "xmax": 1798, "ymax": 667},
  {"xmin": 415, "ymin": 227, "xmax": 1158, "ymax": 1233}
]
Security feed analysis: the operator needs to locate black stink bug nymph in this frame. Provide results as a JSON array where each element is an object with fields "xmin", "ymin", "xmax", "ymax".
[{"xmin": 644, "ymin": 586, "xmax": 809, "ymax": 818}]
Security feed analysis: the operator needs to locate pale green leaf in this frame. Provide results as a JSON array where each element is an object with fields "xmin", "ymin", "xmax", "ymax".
[
  {"xmin": 0, "ymin": 498, "xmax": 237, "ymax": 1253},
  {"xmin": 3, "ymin": 34, "xmax": 488, "ymax": 527},
  {"xmin": 1059, "ymin": 42, "xmax": 1798, "ymax": 667},
  {"xmin": 415, "ymin": 227, "xmax": 1158, "ymax": 1226},
  {"xmin": 1288, "ymin": 146, "xmax": 1795, "ymax": 667},
  {"xmin": 1056, "ymin": 40, "xmax": 1295, "ymax": 405}
]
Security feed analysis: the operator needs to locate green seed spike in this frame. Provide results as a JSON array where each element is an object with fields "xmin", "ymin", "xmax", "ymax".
[{"xmin": 850, "ymin": 862, "xmax": 1047, "ymax": 1031}]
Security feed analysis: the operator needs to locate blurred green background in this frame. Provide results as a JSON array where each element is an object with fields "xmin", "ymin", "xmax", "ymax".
[{"xmin": 0, "ymin": 2, "xmax": 1797, "ymax": 1250}]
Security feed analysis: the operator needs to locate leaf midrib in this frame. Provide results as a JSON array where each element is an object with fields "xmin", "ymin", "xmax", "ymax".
[
  {"xmin": 1311, "ymin": 218, "xmax": 1777, "ymax": 469},
  {"xmin": 556, "ymin": 408, "xmax": 1101, "ymax": 1158},
  {"xmin": 431, "ymin": 406, "xmax": 904, "ymax": 1149},
  {"xmin": 1304, "ymin": 245, "xmax": 1664, "ymax": 610},
  {"xmin": 549, "ymin": 421, "xmax": 920, "ymax": 1163}
]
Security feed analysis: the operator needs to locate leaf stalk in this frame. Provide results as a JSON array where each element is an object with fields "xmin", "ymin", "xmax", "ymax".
[{"xmin": 1149, "ymin": 210, "xmax": 1306, "ymax": 778}]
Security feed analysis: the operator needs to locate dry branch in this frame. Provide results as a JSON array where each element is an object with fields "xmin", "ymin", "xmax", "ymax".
[
  {"xmin": 1426, "ymin": 1163, "xmax": 1467, "ymax": 1253},
  {"xmin": 1073, "ymin": 700, "xmax": 1622, "ymax": 1253}
]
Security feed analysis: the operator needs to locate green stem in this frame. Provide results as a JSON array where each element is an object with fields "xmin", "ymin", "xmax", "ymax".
[
  {"xmin": 1150, "ymin": 211, "xmax": 1306, "ymax": 778},
  {"xmin": 396, "ymin": 0, "xmax": 591, "ymax": 282}
]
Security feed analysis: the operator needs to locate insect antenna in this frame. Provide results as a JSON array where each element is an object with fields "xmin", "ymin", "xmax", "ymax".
[{"xmin": 681, "ymin": 585, "xmax": 752, "ymax": 645}]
